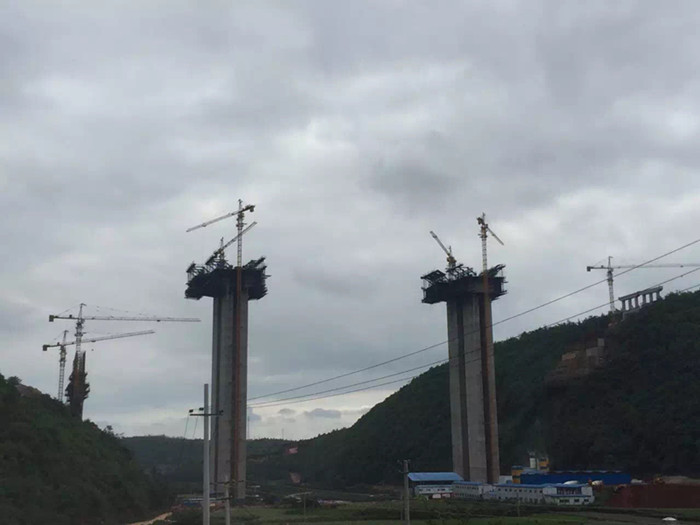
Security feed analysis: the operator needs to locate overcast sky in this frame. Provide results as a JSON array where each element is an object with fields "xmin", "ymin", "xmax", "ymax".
[{"xmin": 3, "ymin": 1, "xmax": 700, "ymax": 441}]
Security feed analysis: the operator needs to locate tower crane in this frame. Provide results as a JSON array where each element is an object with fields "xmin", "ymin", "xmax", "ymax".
[
  {"xmin": 186, "ymin": 203, "xmax": 255, "ymax": 233},
  {"xmin": 476, "ymin": 212, "xmax": 504, "ymax": 484},
  {"xmin": 187, "ymin": 200, "xmax": 256, "ymax": 267},
  {"xmin": 53, "ymin": 330, "xmax": 68, "ymax": 402},
  {"xmin": 47, "ymin": 303, "xmax": 200, "ymax": 417},
  {"xmin": 430, "ymin": 231, "xmax": 457, "ymax": 272},
  {"xmin": 43, "ymin": 329, "xmax": 155, "ymax": 403},
  {"xmin": 586, "ymin": 257, "xmax": 700, "ymax": 312},
  {"xmin": 202, "ymin": 222, "xmax": 257, "ymax": 267},
  {"xmin": 187, "ymin": 199, "xmax": 257, "ymax": 500},
  {"xmin": 477, "ymin": 213, "xmax": 504, "ymax": 274}
]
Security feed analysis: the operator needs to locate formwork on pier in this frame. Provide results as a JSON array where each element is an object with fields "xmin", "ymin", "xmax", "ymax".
[{"xmin": 186, "ymin": 257, "xmax": 267, "ymax": 300}]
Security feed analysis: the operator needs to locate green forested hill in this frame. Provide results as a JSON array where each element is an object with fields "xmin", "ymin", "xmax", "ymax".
[
  {"xmin": 122, "ymin": 435, "xmax": 289, "ymax": 492},
  {"xmin": 125, "ymin": 290, "xmax": 700, "ymax": 490},
  {"xmin": 0, "ymin": 374, "xmax": 168, "ymax": 525},
  {"xmin": 545, "ymin": 291, "xmax": 700, "ymax": 473}
]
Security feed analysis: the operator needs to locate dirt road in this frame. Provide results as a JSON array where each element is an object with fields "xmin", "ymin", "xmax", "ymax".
[{"xmin": 126, "ymin": 511, "xmax": 171, "ymax": 525}]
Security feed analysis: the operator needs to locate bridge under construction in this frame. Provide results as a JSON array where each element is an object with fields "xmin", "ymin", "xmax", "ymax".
[
  {"xmin": 423, "ymin": 215, "xmax": 506, "ymax": 483},
  {"xmin": 186, "ymin": 201, "xmax": 267, "ymax": 502}
]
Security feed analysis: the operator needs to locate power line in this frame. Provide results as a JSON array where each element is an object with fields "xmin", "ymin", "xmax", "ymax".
[
  {"xmin": 251, "ymin": 363, "xmax": 433, "ymax": 408},
  {"xmin": 495, "ymin": 235, "xmax": 700, "ymax": 326},
  {"xmin": 249, "ymin": 236, "xmax": 700, "ymax": 402},
  {"xmin": 250, "ymin": 376, "xmax": 416, "ymax": 409},
  {"xmin": 248, "ymin": 339, "xmax": 448, "ymax": 402},
  {"xmin": 175, "ymin": 417, "xmax": 191, "ymax": 464},
  {"xmin": 250, "ymin": 267, "xmax": 700, "ymax": 409}
]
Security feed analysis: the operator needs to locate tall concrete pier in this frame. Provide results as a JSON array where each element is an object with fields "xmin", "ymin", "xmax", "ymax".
[
  {"xmin": 186, "ymin": 256, "xmax": 267, "ymax": 500},
  {"xmin": 421, "ymin": 264, "xmax": 505, "ymax": 483}
]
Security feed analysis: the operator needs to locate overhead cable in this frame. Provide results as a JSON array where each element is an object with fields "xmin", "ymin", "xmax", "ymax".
[
  {"xmin": 250, "ymin": 236, "xmax": 700, "ymax": 402},
  {"xmin": 250, "ymin": 266, "xmax": 700, "ymax": 408}
]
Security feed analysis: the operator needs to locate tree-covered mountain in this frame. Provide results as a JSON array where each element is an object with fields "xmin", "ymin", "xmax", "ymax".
[
  {"xmin": 0, "ymin": 374, "xmax": 169, "ymax": 525},
  {"xmin": 125, "ymin": 290, "xmax": 700, "ymax": 490},
  {"xmin": 123, "ymin": 435, "xmax": 289, "ymax": 492}
]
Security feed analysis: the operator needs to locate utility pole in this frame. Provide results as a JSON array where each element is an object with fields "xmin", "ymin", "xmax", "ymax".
[
  {"xmin": 203, "ymin": 384, "xmax": 210, "ymax": 525},
  {"xmin": 189, "ymin": 390, "xmax": 222, "ymax": 525},
  {"xmin": 224, "ymin": 476, "xmax": 231, "ymax": 525},
  {"xmin": 402, "ymin": 459, "xmax": 410, "ymax": 525}
]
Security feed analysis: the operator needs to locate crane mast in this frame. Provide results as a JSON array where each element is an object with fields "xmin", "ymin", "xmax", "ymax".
[
  {"xmin": 57, "ymin": 330, "xmax": 68, "ymax": 402},
  {"xmin": 477, "ymin": 212, "xmax": 504, "ymax": 484},
  {"xmin": 477, "ymin": 213, "xmax": 504, "ymax": 274}
]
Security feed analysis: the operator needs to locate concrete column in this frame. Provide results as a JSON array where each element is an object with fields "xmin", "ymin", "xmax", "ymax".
[
  {"xmin": 233, "ymin": 289, "xmax": 249, "ymax": 501},
  {"xmin": 211, "ymin": 276, "xmax": 250, "ymax": 502},
  {"xmin": 480, "ymin": 293, "xmax": 500, "ymax": 483},
  {"xmin": 211, "ymin": 296, "xmax": 222, "ymax": 491},
  {"xmin": 446, "ymin": 296, "xmax": 487, "ymax": 482},
  {"xmin": 214, "ymin": 282, "xmax": 234, "ymax": 494}
]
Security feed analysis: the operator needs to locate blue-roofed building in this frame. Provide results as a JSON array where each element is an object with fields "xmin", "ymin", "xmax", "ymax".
[
  {"xmin": 408, "ymin": 472, "xmax": 463, "ymax": 498},
  {"xmin": 520, "ymin": 470, "xmax": 630, "ymax": 486}
]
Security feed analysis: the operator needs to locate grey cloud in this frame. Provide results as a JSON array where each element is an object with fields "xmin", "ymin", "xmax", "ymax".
[
  {"xmin": 304, "ymin": 408, "xmax": 342, "ymax": 419},
  {"xmin": 3, "ymin": 1, "xmax": 700, "ymax": 442},
  {"xmin": 278, "ymin": 408, "xmax": 296, "ymax": 416},
  {"xmin": 291, "ymin": 266, "xmax": 377, "ymax": 299}
]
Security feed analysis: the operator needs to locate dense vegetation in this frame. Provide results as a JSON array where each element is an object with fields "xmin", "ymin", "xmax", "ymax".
[
  {"xmin": 545, "ymin": 291, "xmax": 700, "ymax": 474},
  {"xmin": 123, "ymin": 435, "xmax": 289, "ymax": 493},
  {"xmin": 0, "ymin": 374, "xmax": 169, "ymax": 525},
  {"xmin": 126, "ymin": 290, "xmax": 700, "ymax": 490}
]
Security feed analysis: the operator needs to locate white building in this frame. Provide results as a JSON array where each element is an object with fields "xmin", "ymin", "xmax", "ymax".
[
  {"xmin": 409, "ymin": 473, "xmax": 594, "ymax": 505},
  {"xmin": 408, "ymin": 472, "xmax": 463, "ymax": 499},
  {"xmin": 414, "ymin": 484, "xmax": 454, "ymax": 498},
  {"xmin": 542, "ymin": 484, "xmax": 594, "ymax": 505},
  {"xmin": 486, "ymin": 483, "xmax": 546, "ymax": 503},
  {"xmin": 453, "ymin": 481, "xmax": 494, "ymax": 500},
  {"xmin": 484, "ymin": 483, "xmax": 594, "ymax": 505}
]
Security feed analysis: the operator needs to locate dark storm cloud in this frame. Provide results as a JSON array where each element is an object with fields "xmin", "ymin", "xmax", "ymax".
[{"xmin": 2, "ymin": 1, "xmax": 700, "ymax": 439}]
